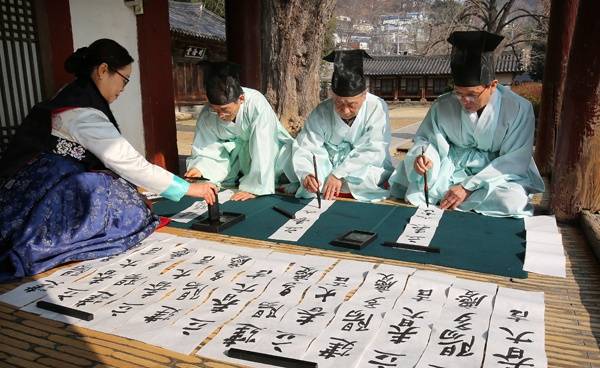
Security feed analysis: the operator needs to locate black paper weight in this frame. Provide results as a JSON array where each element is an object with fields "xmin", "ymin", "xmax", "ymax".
[{"xmin": 191, "ymin": 199, "xmax": 245, "ymax": 233}]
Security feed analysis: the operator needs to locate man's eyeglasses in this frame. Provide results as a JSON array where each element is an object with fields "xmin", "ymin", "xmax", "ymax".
[
  {"xmin": 114, "ymin": 70, "xmax": 130, "ymax": 87},
  {"xmin": 453, "ymin": 85, "xmax": 490, "ymax": 102}
]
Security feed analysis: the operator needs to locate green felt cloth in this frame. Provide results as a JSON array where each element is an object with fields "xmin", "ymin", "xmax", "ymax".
[{"xmin": 152, "ymin": 194, "xmax": 526, "ymax": 278}]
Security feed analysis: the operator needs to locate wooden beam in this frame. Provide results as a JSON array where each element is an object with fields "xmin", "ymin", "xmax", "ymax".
[
  {"xmin": 33, "ymin": 0, "xmax": 73, "ymax": 98},
  {"xmin": 136, "ymin": 0, "xmax": 179, "ymax": 173},
  {"xmin": 534, "ymin": 0, "xmax": 578, "ymax": 176},
  {"xmin": 225, "ymin": 0, "xmax": 262, "ymax": 90},
  {"xmin": 551, "ymin": 0, "xmax": 600, "ymax": 220}
]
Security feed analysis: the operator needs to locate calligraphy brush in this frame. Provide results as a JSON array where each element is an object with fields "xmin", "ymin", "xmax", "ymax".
[
  {"xmin": 312, "ymin": 154, "xmax": 321, "ymax": 208},
  {"xmin": 421, "ymin": 146, "xmax": 429, "ymax": 207},
  {"xmin": 183, "ymin": 176, "xmax": 207, "ymax": 182}
]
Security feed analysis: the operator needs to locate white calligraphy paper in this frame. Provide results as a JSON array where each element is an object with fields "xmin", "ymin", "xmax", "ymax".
[
  {"xmin": 523, "ymin": 241, "xmax": 566, "ymax": 278},
  {"xmin": 525, "ymin": 229, "xmax": 563, "ymax": 245},
  {"xmin": 196, "ymin": 321, "xmax": 269, "ymax": 365},
  {"xmin": 112, "ymin": 301, "xmax": 190, "ymax": 341},
  {"xmin": 268, "ymin": 199, "xmax": 335, "ymax": 241},
  {"xmin": 357, "ymin": 270, "xmax": 454, "ymax": 368},
  {"xmin": 233, "ymin": 298, "xmax": 295, "ymax": 329},
  {"xmin": 0, "ymin": 233, "xmax": 550, "ymax": 368},
  {"xmin": 396, "ymin": 222, "xmax": 438, "ymax": 247},
  {"xmin": 483, "ymin": 287, "xmax": 547, "ymax": 368},
  {"xmin": 0, "ymin": 279, "xmax": 65, "ymax": 308},
  {"xmin": 524, "ymin": 215, "xmax": 559, "ymax": 233},
  {"xmin": 415, "ymin": 279, "xmax": 497, "ymax": 368},
  {"xmin": 151, "ymin": 315, "xmax": 220, "ymax": 354},
  {"xmin": 395, "ymin": 206, "xmax": 444, "ymax": 247},
  {"xmin": 349, "ymin": 264, "xmax": 415, "ymax": 312},
  {"xmin": 410, "ymin": 206, "xmax": 444, "ymax": 225},
  {"xmin": 253, "ymin": 329, "xmax": 316, "ymax": 362},
  {"xmin": 523, "ymin": 216, "xmax": 566, "ymax": 278}
]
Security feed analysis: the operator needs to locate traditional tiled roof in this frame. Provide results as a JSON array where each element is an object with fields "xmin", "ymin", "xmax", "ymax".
[
  {"xmin": 364, "ymin": 52, "xmax": 522, "ymax": 76},
  {"xmin": 169, "ymin": 0, "xmax": 226, "ymax": 42},
  {"xmin": 496, "ymin": 52, "xmax": 523, "ymax": 73}
]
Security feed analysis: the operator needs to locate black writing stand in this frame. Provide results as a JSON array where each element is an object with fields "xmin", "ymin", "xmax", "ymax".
[{"xmin": 191, "ymin": 199, "xmax": 245, "ymax": 233}]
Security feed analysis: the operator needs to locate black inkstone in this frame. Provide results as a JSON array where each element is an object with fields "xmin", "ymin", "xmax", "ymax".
[{"xmin": 330, "ymin": 230, "xmax": 377, "ymax": 249}]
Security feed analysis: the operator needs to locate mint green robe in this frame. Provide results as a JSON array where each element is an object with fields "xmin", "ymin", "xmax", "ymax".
[
  {"xmin": 389, "ymin": 84, "xmax": 544, "ymax": 217},
  {"xmin": 293, "ymin": 92, "xmax": 394, "ymax": 202},
  {"xmin": 186, "ymin": 87, "xmax": 296, "ymax": 195}
]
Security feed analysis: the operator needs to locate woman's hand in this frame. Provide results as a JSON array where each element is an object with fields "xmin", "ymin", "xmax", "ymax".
[{"xmin": 187, "ymin": 182, "xmax": 218, "ymax": 205}]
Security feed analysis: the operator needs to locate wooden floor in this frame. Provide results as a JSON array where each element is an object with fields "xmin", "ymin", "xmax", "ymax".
[{"xmin": 1, "ymin": 221, "xmax": 599, "ymax": 367}]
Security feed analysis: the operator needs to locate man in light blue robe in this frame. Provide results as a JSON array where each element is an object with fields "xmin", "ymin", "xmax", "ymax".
[
  {"xmin": 389, "ymin": 31, "xmax": 544, "ymax": 217},
  {"xmin": 186, "ymin": 62, "xmax": 297, "ymax": 200},
  {"xmin": 293, "ymin": 50, "xmax": 394, "ymax": 202}
]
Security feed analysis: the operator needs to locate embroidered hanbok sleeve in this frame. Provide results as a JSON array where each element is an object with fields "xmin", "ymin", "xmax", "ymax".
[{"xmin": 52, "ymin": 108, "xmax": 189, "ymax": 201}]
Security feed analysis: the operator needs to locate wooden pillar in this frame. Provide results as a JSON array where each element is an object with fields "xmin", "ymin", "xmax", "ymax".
[
  {"xmin": 393, "ymin": 78, "xmax": 398, "ymax": 101},
  {"xmin": 534, "ymin": 0, "xmax": 579, "ymax": 176},
  {"xmin": 136, "ymin": 0, "xmax": 179, "ymax": 173},
  {"xmin": 551, "ymin": 0, "xmax": 600, "ymax": 220},
  {"xmin": 225, "ymin": 0, "xmax": 262, "ymax": 90},
  {"xmin": 33, "ymin": 0, "xmax": 73, "ymax": 98}
]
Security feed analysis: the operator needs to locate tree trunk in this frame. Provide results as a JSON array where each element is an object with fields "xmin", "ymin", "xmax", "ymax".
[
  {"xmin": 261, "ymin": 0, "xmax": 336, "ymax": 135},
  {"xmin": 551, "ymin": 0, "xmax": 600, "ymax": 221},
  {"xmin": 534, "ymin": 0, "xmax": 578, "ymax": 176}
]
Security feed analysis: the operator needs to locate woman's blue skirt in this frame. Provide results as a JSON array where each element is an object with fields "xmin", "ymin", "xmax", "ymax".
[{"xmin": 0, "ymin": 153, "xmax": 159, "ymax": 281}]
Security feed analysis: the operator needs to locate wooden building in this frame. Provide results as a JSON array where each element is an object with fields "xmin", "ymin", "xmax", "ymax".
[
  {"xmin": 364, "ymin": 52, "xmax": 523, "ymax": 101},
  {"xmin": 169, "ymin": 0, "xmax": 226, "ymax": 107}
]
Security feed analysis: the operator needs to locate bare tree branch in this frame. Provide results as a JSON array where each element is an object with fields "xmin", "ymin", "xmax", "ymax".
[
  {"xmin": 504, "ymin": 38, "xmax": 542, "ymax": 48},
  {"xmin": 494, "ymin": 0, "xmax": 516, "ymax": 32},
  {"xmin": 499, "ymin": 13, "xmax": 543, "ymax": 30},
  {"xmin": 491, "ymin": 0, "xmax": 513, "ymax": 26}
]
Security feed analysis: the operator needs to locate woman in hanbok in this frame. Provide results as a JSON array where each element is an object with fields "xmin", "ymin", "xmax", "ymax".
[{"xmin": 0, "ymin": 39, "xmax": 217, "ymax": 281}]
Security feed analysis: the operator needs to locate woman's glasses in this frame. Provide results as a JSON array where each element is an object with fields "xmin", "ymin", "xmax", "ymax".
[{"xmin": 114, "ymin": 70, "xmax": 130, "ymax": 87}]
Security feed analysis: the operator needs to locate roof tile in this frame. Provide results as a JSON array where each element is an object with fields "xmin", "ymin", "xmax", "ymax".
[
  {"xmin": 169, "ymin": 0, "xmax": 225, "ymax": 42},
  {"xmin": 364, "ymin": 53, "xmax": 522, "ymax": 76}
]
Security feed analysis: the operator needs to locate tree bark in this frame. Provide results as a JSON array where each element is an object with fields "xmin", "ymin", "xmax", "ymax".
[
  {"xmin": 551, "ymin": 0, "xmax": 600, "ymax": 220},
  {"xmin": 534, "ymin": 0, "xmax": 578, "ymax": 176},
  {"xmin": 261, "ymin": 0, "xmax": 336, "ymax": 135}
]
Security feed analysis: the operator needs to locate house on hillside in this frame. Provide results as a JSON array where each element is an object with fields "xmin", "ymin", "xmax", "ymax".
[{"xmin": 364, "ymin": 52, "xmax": 523, "ymax": 101}]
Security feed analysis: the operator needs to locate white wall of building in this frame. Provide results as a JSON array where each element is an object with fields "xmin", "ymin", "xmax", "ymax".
[{"xmin": 69, "ymin": 0, "xmax": 146, "ymax": 154}]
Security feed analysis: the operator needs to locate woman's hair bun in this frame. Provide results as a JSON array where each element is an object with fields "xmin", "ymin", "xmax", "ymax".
[
  {"xmin": 63, "ymin": 40, "xmax": 133, "ymax": 79},
  {"xmin": 64, "ymin": 47, "xmax": 90, "ymax": 76}
]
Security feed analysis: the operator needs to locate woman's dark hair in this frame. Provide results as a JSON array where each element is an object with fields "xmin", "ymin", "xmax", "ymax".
[{"xmin": 64, "ymin": 38, "xmax": 133, "ymax": 78}]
